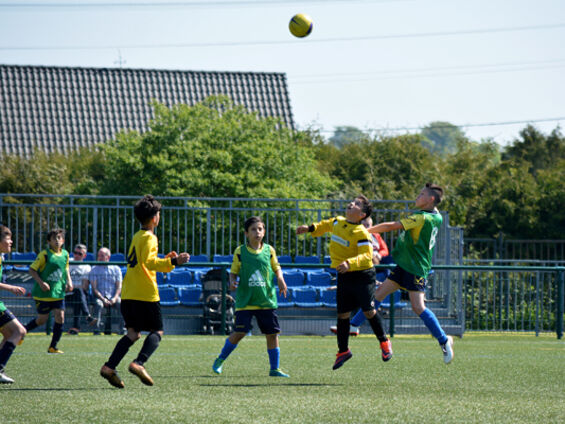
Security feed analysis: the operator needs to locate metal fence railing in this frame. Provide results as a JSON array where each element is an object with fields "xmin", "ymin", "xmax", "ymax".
[
  {"xmin": 0, "ymin": 193, "xmax": 462, "ymax": 267},
  {"xmin": 3, "ymin": 261, "xmax": 563, "ymax": 339}
]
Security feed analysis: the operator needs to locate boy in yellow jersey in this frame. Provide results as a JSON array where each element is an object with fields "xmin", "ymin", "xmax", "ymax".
[
  {"xmin": 25, "ymin": 228, "xmax": 73, "ymax": 354},
  {"xmin": 211, "ymin": 216, "xmax": 290, "ymax": 377},
  {"xmin": 297, "ymin": 195, "xmax": 392, "ymax": 370},
  {"xmin": 0, "ymin": 225, "xmax": 27, "ymax": 384},
  {"xmin": 100, "ymin": 195, "xmax": 190, "ymax": 388}
]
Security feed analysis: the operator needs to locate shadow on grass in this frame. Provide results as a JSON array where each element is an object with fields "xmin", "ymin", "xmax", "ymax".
[
  {"xmin": 199, "ymin": 383, "xmax": 342, "ymax": 387},
  {"xmin": 1, "ymin": 387, "xmax": 111, "ymax": 391}
]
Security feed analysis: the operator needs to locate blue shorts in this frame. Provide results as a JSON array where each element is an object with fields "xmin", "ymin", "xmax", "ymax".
[
  {"xmin": 388, "ymin": 265, "xmax": 427, "ymax": 292},
  {"xmin": 0, "ymin": 308, "xmax": 17, "ymax": 328},
  {"xmin": 35, "ymin": 299, "xmax": 65, "ymax": 314},
  {"xmin": 234, "ymin": 309, "xmax": 280, "ymax": 334}
]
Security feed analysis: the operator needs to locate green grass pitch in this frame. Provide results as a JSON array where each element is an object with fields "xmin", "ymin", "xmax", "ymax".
[{"xmin": 1, "ymin": 333, "xmax": 564, "ymax": 423}]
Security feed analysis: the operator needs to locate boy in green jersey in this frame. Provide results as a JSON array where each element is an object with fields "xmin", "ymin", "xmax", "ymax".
[
  {"xmin": 212, "ymin": 216, "xmax": 290, "ymax": 378},
  {"xmin": 25, "ymin": 228, "xmax": 73, "ymax": 354},
  {"xmin": 367, "ymin": 183, "xmax": 454, "ymax": 364},
  {"xmin": 0, "ymin": 225, "xmax": 27, "ymax": 384}
]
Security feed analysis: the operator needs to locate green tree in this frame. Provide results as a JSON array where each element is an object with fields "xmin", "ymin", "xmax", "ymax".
[
  {"xmin": 421, "ymin": 121, "xmax": 467, "ymax": 156},
  {"xmin": 328, "ymin": 126, "xmax": 368, "ymax": 148},
  {"xmin": 100, "ymin": 96, "xmax": 337, "ymax": 198},
  {"xmin": 502, "ymin": 125, "xmax": 565, "ymax": 175}
]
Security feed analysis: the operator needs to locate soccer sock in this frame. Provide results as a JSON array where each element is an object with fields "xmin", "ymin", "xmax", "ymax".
[
  {"xmin": 25, "ymin": 319, "xmax": 38, "ymax": 332},
  {"xmin": 336, "ymin": 318, "xmax": 350, "ymax": 353},
  {"xmin": 134, "ymin": 331, "xmax": 162, "ymax": 365},
  {"xmin": 368, "ymin": 312, "xmax": 388, "ymax": 343},
  {"xmin": 350, "ymin": 309, "xmax": 366, "ymax": 327},
  {"xmin": 105, "ymin": 335, "xmax": 134, "ymax": 370},
  {"xmin": 267, "ymin": 347, "xmax": 280, "ymax": 371},
  {"xmin": 0, "ymin": 341, "xmax": 16, "ymax": 371},
  {"xmin": 419, "ymin": 308, "xmax": 448, "ymax": 345},
  {"xmin": 50, "ymin": 322, "xmax": 63, "ymax": 348},
  {"xmin": 219, "ymin": 337, "xmax": 238, "ymax": 360}
]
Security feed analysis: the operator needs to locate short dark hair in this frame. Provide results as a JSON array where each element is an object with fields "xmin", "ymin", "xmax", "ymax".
[
  {"xmin": 244, "ymin": 216, "xmax": 264, "ymax": 232},
  {"xmin": 0, "ymin": 225, "xmax": 11, "ymax": 242},
  {"xmin": 47, "ymin": 228, "xmax": 65, "ymax": 241},
  {"xmin": 134, "ymin": 194, "xmax": 162, "ymax": 225},
  {"xmin": 356, "ymin": 195, "xmax": 373, "ymax": 220},
  {"xmin": 425, "ymin": 183, "xmax": 444, "ymax": 206}
]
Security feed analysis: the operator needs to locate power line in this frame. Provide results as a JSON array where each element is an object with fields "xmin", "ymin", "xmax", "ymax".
[
  {"xmin": 1, "ymin": 23, "xmax": 564, "ymax": 51},
  {"xmin": 309, "ymin": 117, "xmax": 565, "ymax": 135},
  {"xmin": 0, "ymin": 0, "xmax": 400, "ymax": 9}
]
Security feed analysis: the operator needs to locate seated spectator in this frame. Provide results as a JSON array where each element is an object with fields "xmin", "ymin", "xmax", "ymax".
[{"xmin": 89, "ymin": 248, "xmax": 124, "ymax": 335}]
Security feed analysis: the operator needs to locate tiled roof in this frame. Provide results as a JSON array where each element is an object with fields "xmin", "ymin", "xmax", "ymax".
[{"xmin": 0, "ymin": 64, "xmax": 295, "ymax": 156}]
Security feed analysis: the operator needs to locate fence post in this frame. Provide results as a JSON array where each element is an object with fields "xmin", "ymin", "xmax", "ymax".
[
  {"xmin": 221, "ymin": 265, "xmax": 227, "ymax": 335},
  {"xmin": 557, "ymin": 268, "xmax": 564, "ymax": 339},
  {"xmin": 206, "ymin": 209, "xmax": 211, "ymax": 260},
  {"xmin": 92, "ymin": 207, "xmax": 98, "ymax": 255}
]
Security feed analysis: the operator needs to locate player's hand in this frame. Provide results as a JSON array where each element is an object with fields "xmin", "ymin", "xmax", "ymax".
[
  {"xmin": 229, "ymin": 281, "xmax": 238, "ymax": 291},
  {"xmin": 176, "ymin": 252, "xmax": 190, "ymax": 265},
  {"xmin": 165, "ymin": 251, "xmax": 178, "ymax": 259},
  {"xmin": 336, "ymin": 261, "xmax": 350, "ymax": 273},
  {"xmin": 6, "ymin": 285, "xmax": 26, "ymax": 296},
  {"xmin": 278, "ymin": 280, "xmax": 288, "ymax": 298},
  {"xmin": 296, "ymin": 225, "xmax": 309, "ymax": 235},
  {"xmin": 66, "ymin": 283, "xmax": 73, "ymax": 293},
  {"xmin": 39, "ymin": 281, "xmax": 50, "ymax": 291}
]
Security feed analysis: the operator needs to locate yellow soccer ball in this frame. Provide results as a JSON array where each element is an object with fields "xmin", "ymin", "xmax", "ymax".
[{"xmin": 289, "ymin": 13, "xmax": 313, "ymax": 38}]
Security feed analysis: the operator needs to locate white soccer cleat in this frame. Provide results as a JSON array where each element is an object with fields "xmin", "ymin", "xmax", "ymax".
[
  {"xmin": 0, "ymin": 370, "xmax": 14, "ymax": 384},
  {"xmin": 441, "ymin": 335, "xmax": 454, "ymax": 364},
  {"xmin": 330, "ymin": 325, "xmax": 360, "ymax": 336}
]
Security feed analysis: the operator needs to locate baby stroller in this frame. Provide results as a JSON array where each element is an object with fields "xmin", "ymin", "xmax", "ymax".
[{"xmin": 201, "ymin": 268, "xmax": 235, "ymax": 335}]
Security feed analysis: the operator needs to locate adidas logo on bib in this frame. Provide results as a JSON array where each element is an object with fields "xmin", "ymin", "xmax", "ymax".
[{"xmin": 248, "ymin": 270, "xmax": 266, "ymax": 287}]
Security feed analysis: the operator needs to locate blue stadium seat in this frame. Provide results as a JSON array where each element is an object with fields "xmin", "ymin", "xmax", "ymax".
[
  {"xmin": 85, "ymin": 252, "xmax": 95, "ymax": 261},
  {"xmin": 277, "ymin": 288, "xmax": 295, "ymax": 308},
  {"xmin": 167, "ymin": 268, "xmax": 193, "ymax": 288},
  {"xmin": 294, "ymin": 255, "xmax": 320, "ymax": 265},
  {"xmin": 178, "ymin": 286, "xmax": 202, "ymax": 306},
  {"xmin": 190, "ymin": 254, "xmax": 209, "ymax": 264},
  {"xmin": 293, "ymin": 287, "xmax": 322, "ymax": 308},
  {"xmin": 277, "ymin": 255, "xmax": 293, "ymax": 265},
  {"xmin": 282, "ymin": 269, "xmax": 305, "ymax": 287},
  {"xmin": 158, "ymin": 286, "xmax": 180, "ymax": 306},
  {"xmin": 320, "ymin": 289, "xmax": 337, "ymax": 308},
  {"xmin": 110, "ymin": 252, "xmax": 126, "ymax": 262},
  {"xmin": 380, "ymin": 291, "xmax": 407, "ymax": 309},
  {"xmin": 213, "ymin": 254, "xmax": 233, "ymax": 263},
  {"xmin": 156, "ymin": 272, "xmax": 165, "ymax": 285},
  {"xmin": 11, "ymin": 251, "xmax": 36, "ymax": 272},
  {"xmin": 305, "ymin": 270, "xmax": 333, "ymax": 288}
]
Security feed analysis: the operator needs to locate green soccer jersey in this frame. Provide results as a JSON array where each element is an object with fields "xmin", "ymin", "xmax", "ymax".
[
  {"xmin": 31, "ymin": 249, "xmax": 69, "ymax": 300},
  {"xmin": 392, "ymin": 210, "xmax": 443, "ymax": 277},
  {"xmin": 234, "ymin": 243, "xmax": 277, "ymax": 311}
]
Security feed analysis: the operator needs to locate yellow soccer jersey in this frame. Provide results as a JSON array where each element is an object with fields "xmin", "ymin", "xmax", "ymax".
[
  {"xmin": 122, "ymin": 229, "xmax": 174, "ymax": 302},
  {"xmin": 310, "ymin": 216, "xmax": 373, "ymax": 271},
  {"xmin": 230, "ymin": 244, "xmax": 281, "ymax": 276}
]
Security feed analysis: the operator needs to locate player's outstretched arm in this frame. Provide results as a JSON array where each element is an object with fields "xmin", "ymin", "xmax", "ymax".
[
  {"xmin": 296, "ymin": 225, "xmax": 309, "ymax": 235},
  {"xmin": 367, "ymin": 221, "xmax": 403, "ymax": 234}
]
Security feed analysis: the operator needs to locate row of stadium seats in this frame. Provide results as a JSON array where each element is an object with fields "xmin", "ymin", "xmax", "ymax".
[{"xmin": 158, "ymin": 284, "xmax": 407, "ymax": 310}]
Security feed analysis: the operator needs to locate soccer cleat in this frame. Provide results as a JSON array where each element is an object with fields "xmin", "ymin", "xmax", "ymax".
[
  {"xmin": 332, "ymin": 349, "xmax": 353, "ymax": 370},
  {"xmin": 380, "ymin": 339, "xmax": 393, "ymax": 362},
  {"xmin": 86, "ymin": 316, "xmax": 97, "ymax": 326},
  {"xmin": 17, "ymin": 335, "xmax": 25, "ymax": 346},
  {"xmin": 47, "ymin": 347, "xmax": 64, "ymax": 354},
  {"xmin": 329, "ymin": 325, "xmax": 360, "ymax": 336},
  {"xmin": 212, "ymin": 357, "xmax": 224, "ymax": 374},
  {"xmin": 68, "ymin": 328, "xmax": 79, "ymax": 335},
  {"xmin": 128, "ymin": 362, "xmax": 154, "ymax": 386},
  {"xmin": 441, "ymin": 335, "xmax": 454, "ymax": 364},
  {"xmin": 269, "ymin": 368, "xmax": 290, "ymax": 378},
  {"xmin": 100, "ymin": 365, "xmax": 125, "ymax": 389},
  {"xmin": 0, "ymin": 370, "xmax": 14, "ymax": 384}
]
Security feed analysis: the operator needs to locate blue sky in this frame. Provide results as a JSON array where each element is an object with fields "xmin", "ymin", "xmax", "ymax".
[{"xmin": 1, "ymin": 0, "xmax": 564, "ymax": 145}]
